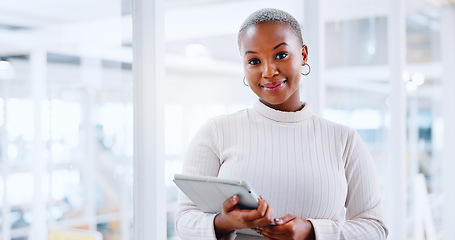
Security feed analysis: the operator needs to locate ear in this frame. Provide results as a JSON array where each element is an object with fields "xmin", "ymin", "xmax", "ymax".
[{"xmin": 301, "ymin": 45, "xmax": 308, "ymax": 64}]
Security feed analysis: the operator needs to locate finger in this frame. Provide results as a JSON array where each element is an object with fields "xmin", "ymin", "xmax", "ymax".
[
  {"xmin": 260, "ymin": 216, "xmax": 296, "ymax": 236},
  {"xmin": 248, "ymin": 201, "xmax": 275, "ymax": 226},
  {"xmin": 256, "ymin": 228, "xmax": 281, "ymax": 240},
  {"xmin": 222, "ymin": 194, "xmax": 239, "ymax": 213},
  {"xmin": 257, "ymin": 200, "xmax": 274, "ymax": 225},
  {"xmin": 241, "ymin": 198, "xmax": 268, "ymax": 222},
  {"xmin": 259, "ymin": 226, "xmax": 290, "ymax": 239},
  {"xmin": 258, "ymin": 199, "xmax": 275, "ymax": 220},
  {"xmin": 255, "ymin": 198, "xmax": 267, "ymax": 216},
  {"xmin": 274, "ymin": 214, "xmax": 297, "ymax": 225},
  {"xmin": 264, "ymin": 202, "xmax": 274, "ymax": 223},
  {"xmin": 259, "ymin": 198, "xmax": 268, "ymax": 216}
]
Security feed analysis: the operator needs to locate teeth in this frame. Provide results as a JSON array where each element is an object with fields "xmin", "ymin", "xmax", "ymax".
[
  {"xmin": 262, "ymin": 81, "xmax": 285, "ymax": 88},
  {"xmin": 263, "ymin": 82, "xmax": 284, "ymax": 91}
]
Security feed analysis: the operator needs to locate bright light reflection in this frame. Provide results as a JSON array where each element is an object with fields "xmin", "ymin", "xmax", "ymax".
[
  {"xmin": 6, "ymin": 173, "xmax": 51, "ymax": 206},
  {"xmin": 411, "ymin": 72, "xmax": 425, "ymax": 86},
  {"xmin": 325, "ymin": 108, "xmax": 382, "ymax": 130},
  {"xmin": 50, "ymin": 142, "xmax": 71, "ymax": 164},
  {"xmin": 0, "ymin": 178, "xmax": 4, "ymax": 205},
  {"xmin": 0, "ymin": 59, "xmax": 16, "ymax": 80},
  {"xmin": 165, "ymin": 104, "xmax": 183, "ymax": 155},
  {"xmin": 6, "ymin": 98, "xmax": 34, "ymax": 141},
  {"xmin": 3, "ymin": 171, "xmax": 82, "ymax": 218},
  {"xmin": 49, "ymin": 99, "xmax": 81, "ymax": 146},
  {"xmin": 8, "ymin": 143, "xmax": 18, "ymax": 158},
  {"xmin": 323, "ymin": 109, "xmax": 350, "ymax": 126},
  {"xmin": 99, "ymin": 103, "xmax": 131, "ymax": 155},
  {"xmin": 0, "ymin": 98, "xmax": 4, "ymax": 126},
  {"xmin": 51, "ymin": 170, "xmax": 81, "ymax": 202},
  {"xmin": 7, "ymin": 173, "xmax": 34, "ymax": 204},
  {"xmin": 402, "ymin": 70, "xmax": 411, "ymax": 82},
  {"xmin": 350, "ymin": 109, "xmax": 382, "ymax": 129}
]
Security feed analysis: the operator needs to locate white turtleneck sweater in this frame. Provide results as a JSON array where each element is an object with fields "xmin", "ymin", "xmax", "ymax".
[{"xmin": 175, "ymin": 100, "xmax": 388, "ymax": 240}]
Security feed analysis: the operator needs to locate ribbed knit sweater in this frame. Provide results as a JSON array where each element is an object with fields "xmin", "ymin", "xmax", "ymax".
[{"xmin": 175, "ymin": 100, "xmax": 388, "ymax": 240}]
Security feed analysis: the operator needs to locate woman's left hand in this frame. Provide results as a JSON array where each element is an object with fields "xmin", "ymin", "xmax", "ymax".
[{"xmin": 254, "ymin": 214, "xmax": 315, "ymax": 240}]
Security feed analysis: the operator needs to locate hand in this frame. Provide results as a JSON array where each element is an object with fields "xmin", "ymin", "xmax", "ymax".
[
  {"xmin": 255, "ymin": 214, "xmax": 315, "ymax": 240},
  {"xmin": 214, "ymin": 195, "xmax": 274, "ymax": 237}
]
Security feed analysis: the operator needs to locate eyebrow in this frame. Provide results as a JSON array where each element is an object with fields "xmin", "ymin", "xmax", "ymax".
[
  {"xmin": 244, "ymin": 42, "xmax": 289, "ymax": 56},
  {"xmin": 273, "ymin": 42, "xmax": 288, "ymax": 50}
]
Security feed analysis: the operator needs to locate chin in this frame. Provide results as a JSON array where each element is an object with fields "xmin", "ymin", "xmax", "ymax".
[{"xmin": 260, "ymin": 98, "xmax": 287, "ymax": 106}]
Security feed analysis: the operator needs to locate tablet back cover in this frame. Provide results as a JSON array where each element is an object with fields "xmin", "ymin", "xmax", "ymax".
[
  {"xmin": 173, "ymin": 174, "xmax": 262, "ymax": 236},
  {"xmin": 173, "ymin": 175, "xmax": 258, "ymax": 213}
]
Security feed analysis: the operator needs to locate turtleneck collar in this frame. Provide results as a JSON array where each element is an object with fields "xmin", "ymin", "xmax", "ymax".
[{"xmin": 252, "ymin": 99, "xmax": 314, "ymax": 123}]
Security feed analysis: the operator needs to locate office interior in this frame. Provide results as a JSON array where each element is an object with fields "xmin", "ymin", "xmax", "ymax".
[{"xmin": 1, "ymin": 0, "xmax": 455, "ymax": 239}]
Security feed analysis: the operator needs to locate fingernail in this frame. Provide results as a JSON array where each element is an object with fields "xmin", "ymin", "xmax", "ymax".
[
  {"xmin": 259, "ymin": 195, "xmax": 263, "ymax": 200},
  {"xmin": 274, "ymin": 218, "xmax": 283, "ymax": 223},
  {"xmin": 232, "ymin": 195, "xmax": 238, "ymax": 201}
]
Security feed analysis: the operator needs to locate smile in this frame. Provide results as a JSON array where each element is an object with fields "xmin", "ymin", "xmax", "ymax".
[{"xmin": 260, "ymin": 80, "xmax": 287, "ymax": 93}]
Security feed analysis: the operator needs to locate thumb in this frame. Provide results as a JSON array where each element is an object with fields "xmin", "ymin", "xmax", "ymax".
[
  {"xmin": 222, "ymin": 194, "xmax": 240, "ymax": 212},
  {"xmin": 274, "ymin": 214, "xmax": 297, "ymax": 225}
]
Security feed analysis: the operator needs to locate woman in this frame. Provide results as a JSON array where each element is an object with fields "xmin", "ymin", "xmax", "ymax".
[{"xmin": 175, "ymin": 8, "xmax": 388, "ymax": 240}]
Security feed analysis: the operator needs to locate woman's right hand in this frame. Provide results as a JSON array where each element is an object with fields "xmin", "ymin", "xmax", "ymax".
[{"xmin": 214, "ymin": 194, "xmax": 275, "ymax": 238}]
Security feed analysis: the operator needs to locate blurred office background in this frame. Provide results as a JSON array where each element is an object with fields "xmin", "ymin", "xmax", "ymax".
[{"xmin": 1, "ymin": 0, "xmax": 454, "ymax": 239}]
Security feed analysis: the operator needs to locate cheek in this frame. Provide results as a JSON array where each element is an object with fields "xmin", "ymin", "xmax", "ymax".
[
  {"xmin": 282, "ymin": 63, "xmax": 301, "ymax": 78},
  {"xmin": 244, "ymin": 66, "xmax": 261, "ymax": 79},
  {"xmin": 290, "ymin": 59, "xmax": 304, "ymax": 75}
]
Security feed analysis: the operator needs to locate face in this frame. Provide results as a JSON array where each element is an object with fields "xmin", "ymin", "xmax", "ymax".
[{"xmin": 239, "ymin": 22, "xmax": 308, "ymax": 112}]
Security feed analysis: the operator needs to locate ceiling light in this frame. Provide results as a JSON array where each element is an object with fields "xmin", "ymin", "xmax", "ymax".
[
  {"xmin": 402, "ymin": 70, "xmax": 410, "ymax": 82},
  {"xmin": 411, "ymin": 72, "xmax": 425, "ymax": 86},
  {"xmin": 0, "ymin": 58, "xmax": 16, "ymax": 80}
]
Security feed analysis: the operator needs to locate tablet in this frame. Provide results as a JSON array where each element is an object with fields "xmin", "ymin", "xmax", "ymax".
[
  {"xmin": 174, "ymin": 174, "xmax": 274, "ymax": 236},
  {"xmin": 173, "ymin": 174, "xmax": 260, "ymax": 213}
]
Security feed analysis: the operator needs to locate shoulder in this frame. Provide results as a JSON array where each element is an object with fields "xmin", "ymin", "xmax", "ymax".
[
  {"xmin": 310, "ymin": 116, "xmax": 372, "ymax": 164},
  {"xmin": 310, "ymin": 115, "xmax": 366, "ymax": 154},
  {"xmin": 207, "ymin": 108, "xmax": 251, "ymax": 125},
  {"xmin": 196, "ymin": 108, "xmax": 251, "ymax": 133},
  {"xmin": 312, "ymin": 115, "xmax": 356, "ymax": 138}
]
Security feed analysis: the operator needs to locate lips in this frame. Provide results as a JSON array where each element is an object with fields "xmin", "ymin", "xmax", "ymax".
[{"xmin": 261, "ymin": 80, "xmax": 286, "ymax": 93}]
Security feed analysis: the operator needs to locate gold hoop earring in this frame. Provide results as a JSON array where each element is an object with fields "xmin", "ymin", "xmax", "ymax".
[
  {"xmin": 243, "ymin": 77, "xmax": 249, "ymax": 86},
  {"xmin": 301, "ymin": 62, "xmax": 311, "ymax": 76}
]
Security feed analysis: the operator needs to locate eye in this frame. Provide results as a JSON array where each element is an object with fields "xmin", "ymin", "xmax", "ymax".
[
  {"xmin": 248, "ymin": 58, "xmax": 261, "ymax": 65},
  {"xmin": 275, "ymin": 52, "xmax": 288, "ymax": 60}
]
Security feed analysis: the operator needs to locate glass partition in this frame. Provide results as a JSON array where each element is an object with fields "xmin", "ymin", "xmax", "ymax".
[
  {"xmin": 324, "ymin": 5, "xmax": 443, "ymax": 239},
  {"xmin": 0, "ymin": 1, "xmax": 133, "ymax": 239}
]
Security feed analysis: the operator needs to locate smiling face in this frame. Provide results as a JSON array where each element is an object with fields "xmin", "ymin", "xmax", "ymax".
[{"xmin": 239, "ymin": 22, "xmax": 308, "ymax": 112}]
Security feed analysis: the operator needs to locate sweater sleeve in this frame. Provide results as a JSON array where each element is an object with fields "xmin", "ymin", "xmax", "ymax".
[
  {"xmin": 174, "ymin": 118, "xmax": 237, "ymax": 240},
  {"xmin": 308, "ymin": 130, "xmax": 389, "ymax": 240}
]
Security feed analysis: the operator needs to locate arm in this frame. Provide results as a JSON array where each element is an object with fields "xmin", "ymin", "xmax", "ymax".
[
  {"xmin": 308, "ymin": 131, "xmax": 388, "ymax": 240},
  {"xmin": 174, "ymin": 119, "xmax": 224, "ymax": 239},
  {"xmin": 174, "ymin": 119, "xmax": 274, "ymax": 239}
]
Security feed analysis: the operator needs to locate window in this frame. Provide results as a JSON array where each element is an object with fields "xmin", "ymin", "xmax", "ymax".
[{"xmin": 0, "ymin": 1, "xmax": 133, "ymax": 239}]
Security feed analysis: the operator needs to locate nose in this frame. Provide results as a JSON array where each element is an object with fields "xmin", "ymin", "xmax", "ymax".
[{"xmin": 262, "ymin": 61, "xmax": 278, "ymax": 78}]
